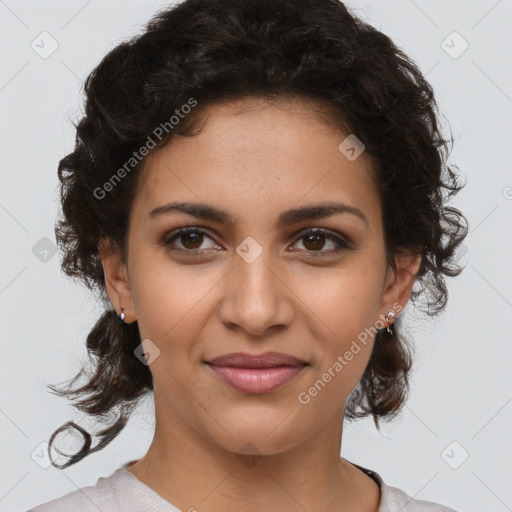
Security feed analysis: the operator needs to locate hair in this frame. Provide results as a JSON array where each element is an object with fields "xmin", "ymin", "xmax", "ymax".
[{"xmin": 47, "ymin": 0, "xmax": 468, "ymax": 468}]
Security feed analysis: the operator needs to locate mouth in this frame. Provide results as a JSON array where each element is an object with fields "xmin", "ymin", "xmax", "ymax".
[{"xmin": 204, "ymin": 352, "xmax": 309, "ymax": 394}]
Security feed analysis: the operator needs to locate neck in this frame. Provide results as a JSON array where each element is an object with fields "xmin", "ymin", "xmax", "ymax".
[{"xmin": 126, "ymin": 394, "xmax": 380, "ymax": 512}]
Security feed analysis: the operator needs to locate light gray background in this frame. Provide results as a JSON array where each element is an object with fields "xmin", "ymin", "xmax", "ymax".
[{"xmin": 1, "ymin": 1, "xmax": 511, "ymax": 511}]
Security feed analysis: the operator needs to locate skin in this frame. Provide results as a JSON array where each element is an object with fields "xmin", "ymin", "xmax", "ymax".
[{"xmin": 99, "ymin": 96, "xmax": 422, "ymax": 512}]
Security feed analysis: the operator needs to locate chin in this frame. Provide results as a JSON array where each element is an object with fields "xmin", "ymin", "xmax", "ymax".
[{"xmin": 206, "ymin": 421, "xmax": 308, "ymax": 458}]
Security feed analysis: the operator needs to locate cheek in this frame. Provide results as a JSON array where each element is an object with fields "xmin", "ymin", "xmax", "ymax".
[
  {"xmin": 292, "ymin": 263, "xmax": 384, "ymax": 343},
  {"xmin": 291, "ymin": 264, "xmax": 383, "ymax": 399},
  {"xmin": 130, "ymin": 250, "xmax": 221, "ymax": 342}
]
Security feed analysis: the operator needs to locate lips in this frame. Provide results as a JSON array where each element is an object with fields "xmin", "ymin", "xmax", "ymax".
[
  {"xmin": 205, "ymin": 352, "xmax": 308, "ymax": 394},
  {"xmin": 206, "ymin": 351, "xmax": 307, "ymax": 369}
]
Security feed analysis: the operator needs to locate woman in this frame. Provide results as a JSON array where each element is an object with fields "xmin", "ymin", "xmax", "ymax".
[{"xmin": 29, "ymin": 0, "xmax": 467, "ymax": 510}]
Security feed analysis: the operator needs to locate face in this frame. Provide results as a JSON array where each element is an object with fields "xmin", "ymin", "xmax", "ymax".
[{"xmin": 101, "ymin": 96, "xmax": 420, "ymax": 457}]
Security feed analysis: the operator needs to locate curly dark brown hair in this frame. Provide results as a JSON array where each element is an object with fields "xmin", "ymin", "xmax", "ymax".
[{"xmin": 47, "ymin": 0, "xmax": 468, "ymax": 468}]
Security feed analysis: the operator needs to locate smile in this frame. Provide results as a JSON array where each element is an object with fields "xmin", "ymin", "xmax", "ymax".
[
  {"xmin": 205, "ymin": 363, "xmax": 308, "ymax": 394},
  {"xmin": 204, "ymin": 351, "xmax": 309, "ymax": 394}
]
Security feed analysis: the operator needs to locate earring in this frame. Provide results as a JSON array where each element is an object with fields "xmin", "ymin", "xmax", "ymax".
[
  {"xmin": 117, "ymin": 307, "xmax": 127, "ymax": 325},
  {"xmin": 385, "ymin": 309, "xmax": 396, "ymax": 335}
]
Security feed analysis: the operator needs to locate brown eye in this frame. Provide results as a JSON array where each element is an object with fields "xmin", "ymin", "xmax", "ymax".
[
  {"xmin": 179, "ymin": 231, "xmax": 203, "ymax": 250},
  {"xmin": 302, "ymin": 233, "xmax": 328, "ymax": 251},
  {"xmin": 291, "ymin": 228, "xmax": 352, "ymax": 258},
  {"xmin": 162, "ymin": 228, "xmax": 217, "ymax": 252}
]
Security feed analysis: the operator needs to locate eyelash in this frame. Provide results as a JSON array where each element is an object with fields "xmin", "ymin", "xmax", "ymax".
[{"xmin": 160, "ymin": 227, "xmax": 353, "ymax": 259}]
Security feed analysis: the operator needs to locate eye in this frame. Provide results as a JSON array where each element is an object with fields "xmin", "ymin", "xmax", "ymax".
[
  {"xmin": 161, "ymin": 227, "xmax": 219, "ymax": 253},
  {"xmin": 160, "ymin": 227, "xmax": 353, "ymax": 258},
  {"xmin": 290, "ymin": 228, "xmax": 353, "ymax": 258}
]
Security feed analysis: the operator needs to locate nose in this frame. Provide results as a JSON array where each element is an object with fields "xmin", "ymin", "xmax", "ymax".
[{"xmin": 217, "ymin": 250, "xmax": 295, "ymax": 337}]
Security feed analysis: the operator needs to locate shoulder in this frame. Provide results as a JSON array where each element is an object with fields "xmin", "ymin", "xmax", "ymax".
[
  {"xmin": 27, "ymin": 470, "xmax": 121, "ymax": 512},
  {"xmin": 375, "ymin": 473, "xmax": 458, "ymax": 511},
  {"xmin": 380, "ymin": 482, "xmax": 458, "ymax": 511},
  {"xmin": 350, "ymin": 462, "xmax": 458, "ymax": 512},
  {"xmin": 28, "ymin": 465, "xmax": 183, "ymax": 512}
]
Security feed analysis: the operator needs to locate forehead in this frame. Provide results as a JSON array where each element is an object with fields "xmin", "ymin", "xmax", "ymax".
[{"xmin": 131, "ymin": 97, "xmax": 381, "ymax": 230}]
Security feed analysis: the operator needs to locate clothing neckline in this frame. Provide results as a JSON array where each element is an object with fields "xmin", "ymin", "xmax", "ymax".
[
  {"xmin": 350, "ymin": 461, "xmax": 383, "ymax": 489},
  {"xmin": 116, "ymin": 458, "xmax": 386, "ymax": 511}
]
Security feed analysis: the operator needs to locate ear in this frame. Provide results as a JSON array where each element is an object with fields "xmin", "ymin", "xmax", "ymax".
[
  {"xmin": 98, "ymin": 238, "xmax": 136, "ymax": 323},
  {"xmin": 379, "ymin": 248, "xmax": 423, "ymax": 323}
]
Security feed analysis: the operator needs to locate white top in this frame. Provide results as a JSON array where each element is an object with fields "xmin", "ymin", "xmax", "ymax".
[{"xmin": 28, "ymin": 461, "xmax": 458, "ymax": 511}]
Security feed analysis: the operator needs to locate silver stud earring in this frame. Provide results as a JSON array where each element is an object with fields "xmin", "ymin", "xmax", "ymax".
[
  {"xmin": 117, "ymin": 307, "xmax": 127, "ymax": 325},
  {"xmin": 385, "ymin": 309, "xmax": 396, "ymax": 335}
]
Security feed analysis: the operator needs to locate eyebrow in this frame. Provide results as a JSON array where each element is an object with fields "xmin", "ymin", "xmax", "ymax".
[{"xmin": 149, "ymin": 201, "xmax": 369, "ymax": 229}]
